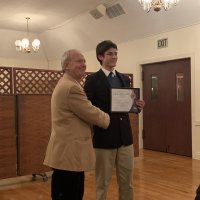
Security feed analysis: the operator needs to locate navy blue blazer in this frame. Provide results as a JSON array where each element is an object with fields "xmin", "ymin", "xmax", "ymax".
[{"xmin": 84, "ymin": 69, "xmax": 138, "ymax": 149}]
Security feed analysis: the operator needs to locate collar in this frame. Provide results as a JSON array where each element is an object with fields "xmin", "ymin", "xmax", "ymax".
[
  {"xmin": 101, "ymin": 68, "xmax": 116, "ymax": 77},
  {"xmin": 63, "ymin": 73, "xmax": 80, "ymax": 85}
]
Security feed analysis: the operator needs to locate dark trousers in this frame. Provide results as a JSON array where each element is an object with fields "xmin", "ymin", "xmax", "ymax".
[
  {"xmin": 195, "ymin": 185, "xmax": 200, "ymax": 200},
  {"xmin": 51, "ymin": 168, "xmax": 84, "ymax": 200}
]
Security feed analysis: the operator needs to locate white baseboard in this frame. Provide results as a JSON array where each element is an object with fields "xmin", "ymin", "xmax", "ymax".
[
  {"xmin": 193, "ymin": 152, "xmax": 200, "ymax": 160},
  {"xmin": 195, "ymin": 121, "xmax": 200, "ymax": 126}
]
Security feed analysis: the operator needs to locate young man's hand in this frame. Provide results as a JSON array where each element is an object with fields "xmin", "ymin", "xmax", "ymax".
[{"xmin": 135, "ymin": 100, "xmax": 145, "ymax": 110}]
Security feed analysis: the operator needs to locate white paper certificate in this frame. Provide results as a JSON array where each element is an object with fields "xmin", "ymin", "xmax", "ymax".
[{"xmin": 111, "ymin": 88, "xmax": 136, "ymax": 112}]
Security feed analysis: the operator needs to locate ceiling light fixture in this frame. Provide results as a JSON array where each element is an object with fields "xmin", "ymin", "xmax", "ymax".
[
  {"xmin": 138, "ymin": 0, "xmax": 180, "ymax": 12},
  {"xmin": 15, "ymin": 17, "xmax": 40, "ymax": 53}
]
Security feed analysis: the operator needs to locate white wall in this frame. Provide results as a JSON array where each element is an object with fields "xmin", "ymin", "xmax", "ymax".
[
  {"xmin": 0, "ymin": 57, "xmax": 48, "ymax": 69},
  {"xmin": 0, "ymin": 29, "xmax": 48, "ymax": 69},
  {"xmin": 83, "ymin": 24, "xmax": 200, "ymax": 160}
]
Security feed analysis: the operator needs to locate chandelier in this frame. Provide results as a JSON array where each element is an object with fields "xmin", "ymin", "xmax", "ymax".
[
  {"xmin": 15, "ymin": 17, "xmax": 40, "ymax": 53},
  {"xmin": 138, "ymin": 0, "xmax": 180, "ymax": 12}
]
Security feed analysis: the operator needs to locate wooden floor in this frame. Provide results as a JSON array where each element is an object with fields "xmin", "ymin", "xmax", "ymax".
[{"xmin": 0, "ymin": 149, "xmax": 199, "ymax": 200}]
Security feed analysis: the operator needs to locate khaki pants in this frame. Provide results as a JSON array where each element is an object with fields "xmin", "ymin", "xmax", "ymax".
[{"xmin": 95, "ymin": 145, "xmax": 134, "ymax": 200}]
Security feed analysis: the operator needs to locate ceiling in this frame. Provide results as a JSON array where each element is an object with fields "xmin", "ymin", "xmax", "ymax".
[
  {"xmin": 0, "ymin": 0, "xmax": 113, "ymax": 33},
  {"xmin": 0, "ymin": 0, "xmax": 200, "ymax": 61}
]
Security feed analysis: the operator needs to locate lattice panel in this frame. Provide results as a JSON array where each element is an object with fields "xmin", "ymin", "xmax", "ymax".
[
  {"xmin": 13, "ymin": 68, "xmax": 63, "ymax": 94},
  {"xmin": 0, "ymin": 67, "xmax": 12, "ymax": 95},
  {"xmin": 47, "ymin": 70, "xmax": 64, "ymax": 91},
  {"xmin": 127, "ymin": 74, "xmax": 133, "ymax": 87},
  {"xmin": 80, "ymin": 73, "xmax": 92, "ymax": 87},
  {"xmin": 12, "ymin": 68, "xmax": 133, "ymax": 94}
]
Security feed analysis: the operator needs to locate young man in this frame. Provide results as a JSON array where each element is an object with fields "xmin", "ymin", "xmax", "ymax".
[
  {"xmin": 44, "ymin": 49, "xmax": 110, "ymax": 200},
  {"xmin": 84, "ymin": 40, "xmax": 145, "ymax": 200}
]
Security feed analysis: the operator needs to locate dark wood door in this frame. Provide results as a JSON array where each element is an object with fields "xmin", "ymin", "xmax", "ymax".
[{"xmin": 142, "ymin": 58, "xmax": 192, "ymax": 157}]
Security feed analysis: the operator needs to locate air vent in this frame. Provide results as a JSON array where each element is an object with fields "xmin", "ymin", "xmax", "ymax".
[
  {"xmin": 106, "ymin": 3, "xmax": 125, "ymax": 18},
  {"xmin": 90, "ymin": 4, "xmax": 106, "ymax": 19}
]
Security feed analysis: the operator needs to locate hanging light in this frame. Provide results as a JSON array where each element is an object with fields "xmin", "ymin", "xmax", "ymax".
[
  {"xmin": 15, "ymin": 17, "xmax": 40, "ymax": 53},
  {"xmin": 138, "ymin": 0, "xmax": 180, "ymax": 12}
]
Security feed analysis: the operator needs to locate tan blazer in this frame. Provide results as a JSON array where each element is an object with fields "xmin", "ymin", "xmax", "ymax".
[{"xmin": 44, "ymin": 73, "xmax": 109, "ymax": 171}]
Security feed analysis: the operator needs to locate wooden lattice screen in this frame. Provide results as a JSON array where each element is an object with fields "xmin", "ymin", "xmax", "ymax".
[
  {"xmin": 0, "ymin": 67, "xmax": 13, "ymax": 95},
  {"xmin": 13, "ymin": 68, "xmax": 63, "ymax": 94},
  {"xmin": 12, "ymin": 68, "xmax": 133, "ymax": 94},
  {"xmin": 0, "ymin": 66, "xmax": 133, "ymax": 95}
]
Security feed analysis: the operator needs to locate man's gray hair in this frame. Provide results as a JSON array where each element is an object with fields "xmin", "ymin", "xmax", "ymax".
[{"xmin": 61, "ymin": 49, "xmax": 80, "ymax": 72}]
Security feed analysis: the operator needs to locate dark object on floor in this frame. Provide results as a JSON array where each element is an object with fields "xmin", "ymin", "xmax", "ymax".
[{"xmin": 195, "ymin": 185, "xmax": 200, "ymax": 200}]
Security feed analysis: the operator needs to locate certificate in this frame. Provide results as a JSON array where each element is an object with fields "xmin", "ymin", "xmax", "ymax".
[{"xmin": 111, "ymin": 88, "xmax": 140, "ymax": 113}]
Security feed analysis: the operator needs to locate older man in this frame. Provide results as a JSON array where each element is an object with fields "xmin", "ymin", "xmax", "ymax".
[{"xmin": 44, "ymin": 49, "xmax": 110, "ymax": 200}]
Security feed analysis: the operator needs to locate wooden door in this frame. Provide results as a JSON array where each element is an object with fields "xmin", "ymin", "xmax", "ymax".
[{"xmin": 142, "ymin": 58, "xmax": 192, "ymax": 157}]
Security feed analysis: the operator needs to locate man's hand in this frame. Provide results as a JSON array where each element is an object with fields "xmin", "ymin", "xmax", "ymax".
[{"xmin": 135, "ymin": 100, "xmax": 145, "ymax": 110}]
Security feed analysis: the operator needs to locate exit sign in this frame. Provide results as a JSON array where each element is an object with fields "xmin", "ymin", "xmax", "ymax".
[{"xmin": 157, "ymin": 38, "xmax": 168, "ymax": 49}]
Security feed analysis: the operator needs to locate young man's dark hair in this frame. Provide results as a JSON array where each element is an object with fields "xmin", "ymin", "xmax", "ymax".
[{"xmin": 96, "ymin": 40, "xmax": 118, "ymax": 65}]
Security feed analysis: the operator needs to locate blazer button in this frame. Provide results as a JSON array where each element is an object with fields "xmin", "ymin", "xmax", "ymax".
[{"xmin": 120, "ymin": 118, "xmax": 123, "ymax": 120}]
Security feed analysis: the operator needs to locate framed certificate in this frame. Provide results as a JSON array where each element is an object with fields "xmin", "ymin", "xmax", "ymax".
[{"xmin": 111, "ymin": 88, "xmax": 140, "ymax": 113}]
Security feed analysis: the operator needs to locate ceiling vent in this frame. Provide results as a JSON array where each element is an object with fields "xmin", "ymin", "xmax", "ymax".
[
  {"xmin": 106, "ymin": 3, "xmax": 125, "ymax": 19},
  {"xmin": 90, "ymin": 4, "xmax": 106, "ymax": 19}
]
